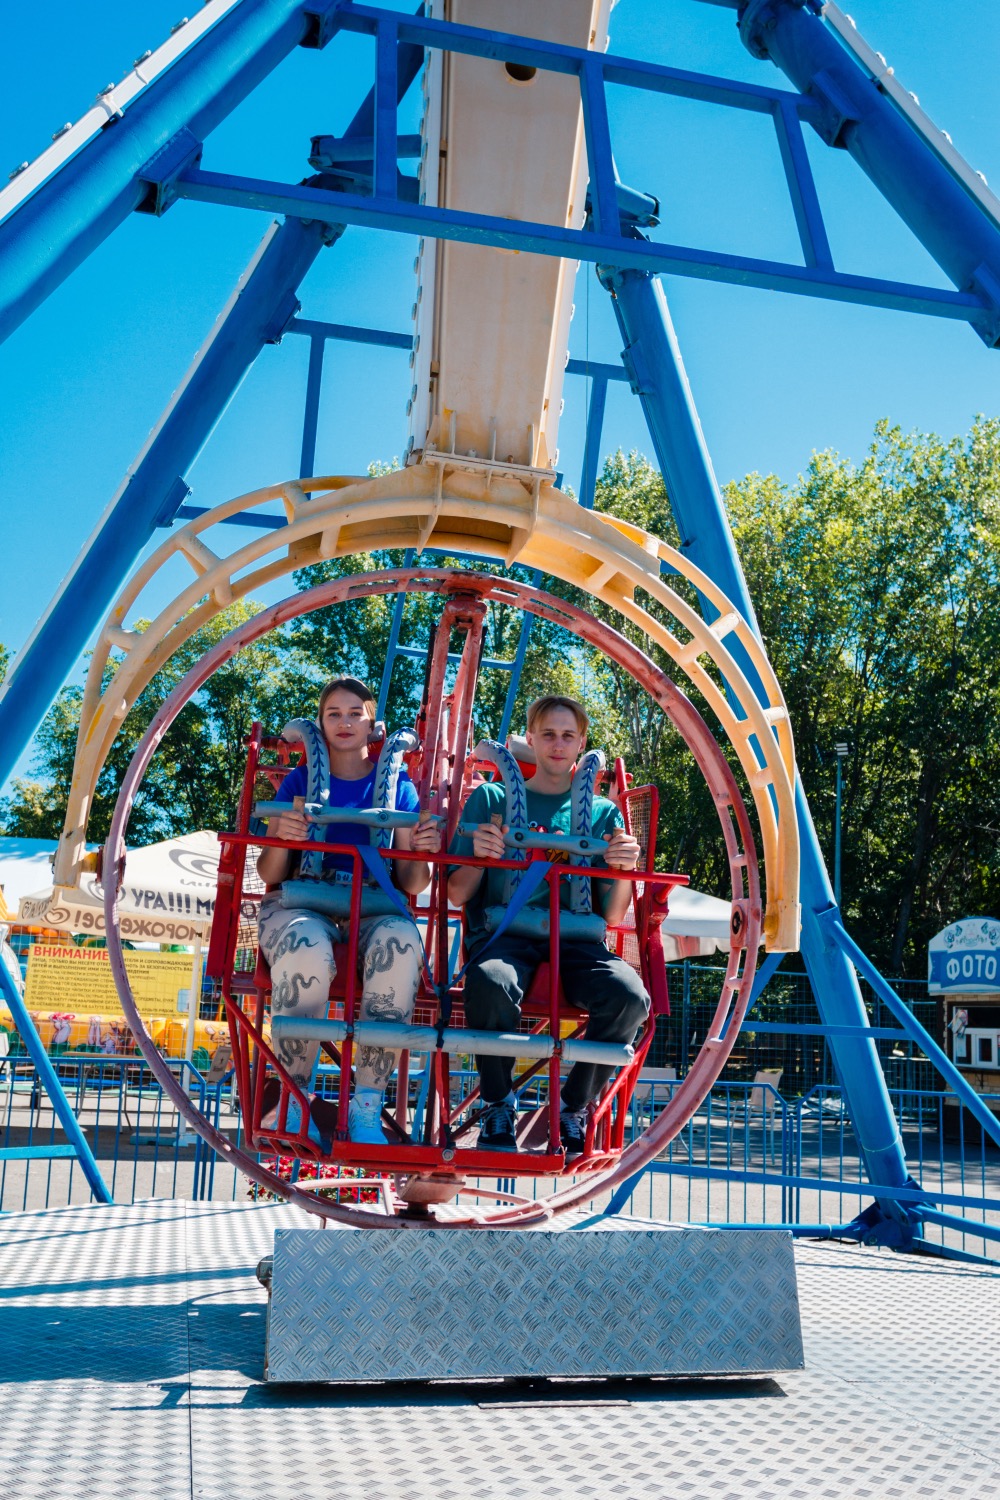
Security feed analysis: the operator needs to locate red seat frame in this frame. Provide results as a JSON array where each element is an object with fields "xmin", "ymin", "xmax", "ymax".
[{"xmin": 208, "ymin": 723, "xmax": 683, "ymax": 1177}]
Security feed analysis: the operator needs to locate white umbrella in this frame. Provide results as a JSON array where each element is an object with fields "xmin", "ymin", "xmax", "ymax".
[
  {"xmin": 658, "ymin": 885, "xmax": 733, "ymax": 963},
  {"xmin": 16, "ymin": 830, "xmax": 220, "ymax": 944}
]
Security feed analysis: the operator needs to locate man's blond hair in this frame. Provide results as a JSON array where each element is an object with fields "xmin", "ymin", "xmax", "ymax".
[{"xmin": 526, "ymin": 695, "xmax": 588, "ymax": 735}]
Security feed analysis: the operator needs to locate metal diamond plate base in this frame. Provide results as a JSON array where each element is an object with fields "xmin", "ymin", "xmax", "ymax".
[
  {"xmin": 2, "ymin": 1201, "xmax": 999, "ymax": 1499},
  {"xmin": 264, "ymin": 1224, "xmax": 803, "ymax": 1382}
]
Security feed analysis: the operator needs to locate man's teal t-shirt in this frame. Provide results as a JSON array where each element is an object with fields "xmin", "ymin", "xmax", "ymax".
[{"xmin": 449, "ymin": 779, "xmax": 624, "ymax": 949}]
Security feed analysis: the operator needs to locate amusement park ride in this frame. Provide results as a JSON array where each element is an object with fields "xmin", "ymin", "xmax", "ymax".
[{"xmin": 2, "ymin": 0, "xmax": 1000, "ymax": 1377}]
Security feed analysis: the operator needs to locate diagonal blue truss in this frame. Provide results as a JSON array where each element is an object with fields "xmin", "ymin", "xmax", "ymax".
[{"xmin": 0, "ymin": 0, "xmax": 998, "ymax": 1244}]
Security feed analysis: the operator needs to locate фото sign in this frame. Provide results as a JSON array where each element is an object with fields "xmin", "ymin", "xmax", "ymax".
[{"xmin": 928, "ymin": 917, "xmax": 1000, "ymax": 994}]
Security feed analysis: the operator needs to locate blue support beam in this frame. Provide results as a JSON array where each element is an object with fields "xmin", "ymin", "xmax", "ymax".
[
  {"xmin": 599, "ymin": 263, "xmax": 918, "ymax": 1229},
  {"xmin": 374, "ymin": 20, "xmax": 401, "ymax": 201},
  {"xmin": 0, "ymin": 960, "xmax": 112, "ymax": 1204},
  {"xmin": 579, "ymin": 55, "xmax": 619, "ymax": 238},
  {"xmin": 497, "ymin": 573, "xmax": 541, "ymax": 741},
  {"xmin": 739, "ymin": 0, "xmax": 1000, "ymax": 346},
  {"xmin": 377, "ymin": 547, "xmax": 417, "ymax": 719},
  {"xmin": 578, "ymin": 374, "xmax": 609, "ymax": 509},
  {"xmin": 771, "ymin": 95, "xmax": 833, "ymax": 270},
  {"xmin": 0, "ymin": 23, "xmax": 429, "ymax": 788},
  {"xmin": 0, "ymin": 216, "xmax": 334, "ymax": 791},
  {"xmin": 168, "ymin": 165, "xmax": 993, "ymax": 329},
  {"xmin": 0, "ymin": 0, "xmax": 334, "ymax": 346},
  {"xmin": 300, "ymin": 332, "xmax": 327, "ymax": 478}
]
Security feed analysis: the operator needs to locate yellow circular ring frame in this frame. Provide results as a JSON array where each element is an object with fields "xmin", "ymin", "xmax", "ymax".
[{"xmin": 60, "ymin": 461, "xmax": 800, "ymax": 950}]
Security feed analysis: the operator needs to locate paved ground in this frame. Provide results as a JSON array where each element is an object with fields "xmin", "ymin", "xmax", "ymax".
[{"xmin": 1, "ymin": 1199, "xmax": 998, "ymax": 1500}]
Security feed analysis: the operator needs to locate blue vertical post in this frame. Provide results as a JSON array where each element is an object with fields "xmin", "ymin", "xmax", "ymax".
[
  {"xmin": 834, "ymin": 749, "xmax": 845, "ymax": 907},
  {"xmin": 0, "ymin": 960, "xmax": 112, "ymax": 1203},
  {"xmin": 374, "ymin": 19, "xmax": 401, "ymax": 201},
  {"xmin": 579, "ymin": 376, "xmax": 608, "ymax": 509},
  {"xmin": 300, "ymin": 333, "xmax": 327, "ymax": 478},
  {"xmin": 497, "ymin": 575, "xmax": 540, "ymax": 742},
  {"xmin": 377, "ymin": 549, "xmax": 417, "ymax": 719},
  {"xmin": 599, "ymin": 263, "xmax": 914, "ymax": 1224}
]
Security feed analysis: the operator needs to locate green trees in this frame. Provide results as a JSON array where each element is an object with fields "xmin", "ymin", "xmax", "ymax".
[
  {"xmin": 3, "ymin": 419, "xmax": 997, "ymax": 976},
  {"xmin": 718, "ymin": 420, "xmax": 1000, "ymax": 974},
  {"xmin": 1, "ymin": 602, "xmax": 288, "ymax": 845}
]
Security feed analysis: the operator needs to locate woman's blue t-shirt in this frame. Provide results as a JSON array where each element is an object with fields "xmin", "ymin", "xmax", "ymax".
[{"xmin": 274, "ymin": 762, "xmax": 419, "ymax": 874}]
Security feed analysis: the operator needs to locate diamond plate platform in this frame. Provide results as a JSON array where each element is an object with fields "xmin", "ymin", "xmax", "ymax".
[
  {"xmin": 1, "ymin": 1200, "xmax": 999, "ymax": 1500},
  {"xmin": 263, "ymin": 1224, "xmax": 803, "ymax": 1382}
]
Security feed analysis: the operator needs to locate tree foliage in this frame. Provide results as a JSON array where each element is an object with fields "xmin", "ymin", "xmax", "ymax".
[
  {"xmin": 4, "ymin": 421, "xmax": 998, "ymax": 976},
  {"xmin": 1, "ymin": 602, "xmax": 288, "ymax": 844}
]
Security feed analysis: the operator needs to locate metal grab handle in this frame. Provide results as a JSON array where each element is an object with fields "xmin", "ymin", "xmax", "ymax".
[
  {"xmin": 456, "ymin": 822, "xmax": 603, "ymax": 856},
  {"xmin": 270, "ymin": 1015, "xmax": 633, "ymax": 1068},
  {"xmin": 254, "ymin": 802, "xmax": 443, "ymax": 828}
]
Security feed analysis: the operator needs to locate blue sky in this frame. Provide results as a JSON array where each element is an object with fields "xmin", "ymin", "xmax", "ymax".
[{"xmin": 0, "ymin": 0, "xmax": 998, "ymax": 789}]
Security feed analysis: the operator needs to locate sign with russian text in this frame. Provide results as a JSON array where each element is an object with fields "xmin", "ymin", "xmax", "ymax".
[
  {"xmin": 928, "ymin": 917, "xmax": 1000, "ymax": 994},
  {"xmin": 23, "ymin": 945, "xmax": 192, "ymax": 1016}
]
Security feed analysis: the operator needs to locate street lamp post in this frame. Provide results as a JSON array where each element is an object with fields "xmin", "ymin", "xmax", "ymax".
[{"xmin": 833, "ymin": 741, "xmax": 850, "ymax": 907}]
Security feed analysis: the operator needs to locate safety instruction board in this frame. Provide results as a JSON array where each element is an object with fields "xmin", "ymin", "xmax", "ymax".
[{"xmin": 24, "ymin": 945, "xmax": 191, "ymax": 1017}]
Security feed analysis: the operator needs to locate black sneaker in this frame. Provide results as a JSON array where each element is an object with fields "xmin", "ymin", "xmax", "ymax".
[
  {"xmin": 478, "ymin": 1098, "xmax": 519, "ymax": 1152},
  {"xmin": 560, "ymin": 1106, "xmax": 588, "ymax": 1158}
]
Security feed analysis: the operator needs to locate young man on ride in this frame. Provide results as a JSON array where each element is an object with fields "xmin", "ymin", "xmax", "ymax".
[
  {"xmin": 447, "ymin": 695, "xmax": 648, "ymax": 1156},
  {"xmin": 257, "ymin": 677, "xmax": 440, "ymax": 1145}
]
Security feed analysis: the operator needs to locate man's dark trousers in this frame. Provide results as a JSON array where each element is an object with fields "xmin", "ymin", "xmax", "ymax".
[{"xmin": 462, "ymin": 935, "xmax": 650, "ymax": 1109}]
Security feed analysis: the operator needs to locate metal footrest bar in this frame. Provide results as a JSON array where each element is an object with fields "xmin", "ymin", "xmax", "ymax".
[{"xmin": 269, "ymin": 1016, "xmax": 633, "ymax": 1066}]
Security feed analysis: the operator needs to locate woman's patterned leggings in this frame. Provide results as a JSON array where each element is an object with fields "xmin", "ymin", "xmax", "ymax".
[{"xmin": 257, "ymin": 894, "xmax": 423, "ymax": 1091}]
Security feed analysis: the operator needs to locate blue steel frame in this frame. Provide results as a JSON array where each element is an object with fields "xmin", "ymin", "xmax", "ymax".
[
  {"xmin": 0, "ymin": 958, "xmax": 112, "ymax": 1203},
  {"xmin": 1, "ymin": 0, "xmax": 999, "ymax": 1241}
]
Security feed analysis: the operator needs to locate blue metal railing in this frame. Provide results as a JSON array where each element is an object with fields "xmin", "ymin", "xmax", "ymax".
[
  {"xmin": 608, "ymin": 1078, "xmax": 1000, "ymax": 1263},
  {"xmin": 3, "ymin": 1049, "xmax": 998, "ymax": 1263}
]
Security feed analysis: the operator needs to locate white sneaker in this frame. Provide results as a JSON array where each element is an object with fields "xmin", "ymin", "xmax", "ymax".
[{"xmin": 348, "ymin": 1089, "xmax": 389, "ymax": 1145}]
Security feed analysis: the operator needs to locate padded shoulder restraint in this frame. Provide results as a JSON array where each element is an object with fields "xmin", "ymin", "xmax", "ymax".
[
  {"xmin": 280, "ymin": 718, "xmax": 330, "ymax": 877},
  {"xmin": 568, "ymin": 749, "xmax": 606, "ymax": 914},
  {"xmin": 474, "ymin": 740, "xmax": 528, "ymax": 902},
  {"xmin": 278, "ymin": 719, "xmax": 417, "ymax": 918}
]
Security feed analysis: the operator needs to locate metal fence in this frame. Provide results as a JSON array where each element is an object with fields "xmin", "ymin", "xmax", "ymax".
[
  {"xmin": 647, "ymin": 962, "xmax": 939, "ymax": 1095},
  {"xmin": 612, "ymin": 1076, "xmax": 1000, "ymax": 1264},
  {"xmin": 3, "ymin": 1048, "xmax": 998, "ymax": 1264}
]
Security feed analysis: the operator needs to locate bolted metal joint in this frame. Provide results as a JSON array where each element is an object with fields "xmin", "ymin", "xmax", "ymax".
[
  {"xmin": 739, "ymin": 0, "xmax": 821, "ymax": 62},
  {"xmin": 135, "ymin": 127, "xmax": 203, "ymax": 216}
]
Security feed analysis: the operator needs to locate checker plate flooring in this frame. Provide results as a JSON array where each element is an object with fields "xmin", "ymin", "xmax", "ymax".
[{"xmin": 0, "ymin": 1199, "xmax": 997, "ymax": 1499}]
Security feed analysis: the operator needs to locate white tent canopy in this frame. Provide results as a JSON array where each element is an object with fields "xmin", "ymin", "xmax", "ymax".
[
  {"xmin": 13, "ymin": 830, "xmax": 221, "ymax": 944},
  {"xmin": 2, "ymin": 831, "xmax": 733, "ymax": 957},
  {"xmin": 658, "ymin": 886, "xmax": 732, "ymax": 963}
]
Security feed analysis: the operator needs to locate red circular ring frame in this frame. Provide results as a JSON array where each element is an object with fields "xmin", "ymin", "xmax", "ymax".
[{"xmin": 102, "ymin": 568, "xmax": 763, "ymax": 1227}]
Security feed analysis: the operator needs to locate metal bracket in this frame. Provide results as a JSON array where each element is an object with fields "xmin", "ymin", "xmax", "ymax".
[
  {"xmin": 969, "ymin": 261, "xmax": 1000, "ymax": 348},
  {"xmin": 740, "ymin": 0, "xmax": 821, "ymax": 62},
  {"xmin": 843, "ymin": 1180, "xmax": 930, "ymax": 1250},
  {"xmin": 807, "ymin": 67, "xmax": 863, "ymax": 149},
  {"xmin": 309, "ymin": 133, "xmax": 422, "ymax": 168},
  {"xmin": 262, "ymin": 289, "xmax": 303, "ymax": 346},
  {"xmin": 136, "ymin": 127, "xmax": 204, "ymax": 216},
  {"xmin": 620, "ymin": 337, "xmax": 654, "ymax": 397},
  {"xmin": 301, "ymin": 2, "xmax": 345, "ymax": 51},
  {"xmin": 152, "ymin": 475, "xmax": 193, "ymax": 529},
  {"xmin": 585, "ymin": 179, "xmax": 660, "ymax": 231}
]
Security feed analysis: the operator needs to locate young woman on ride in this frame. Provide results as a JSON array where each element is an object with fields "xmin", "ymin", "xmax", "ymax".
[
  {"xmin": 447, "ymin": 694, "xmax": 648, "ymax": 1157},
  {"xmin": 256, "ymin": 676, "xmax": 441, "ymax": 1145}
]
